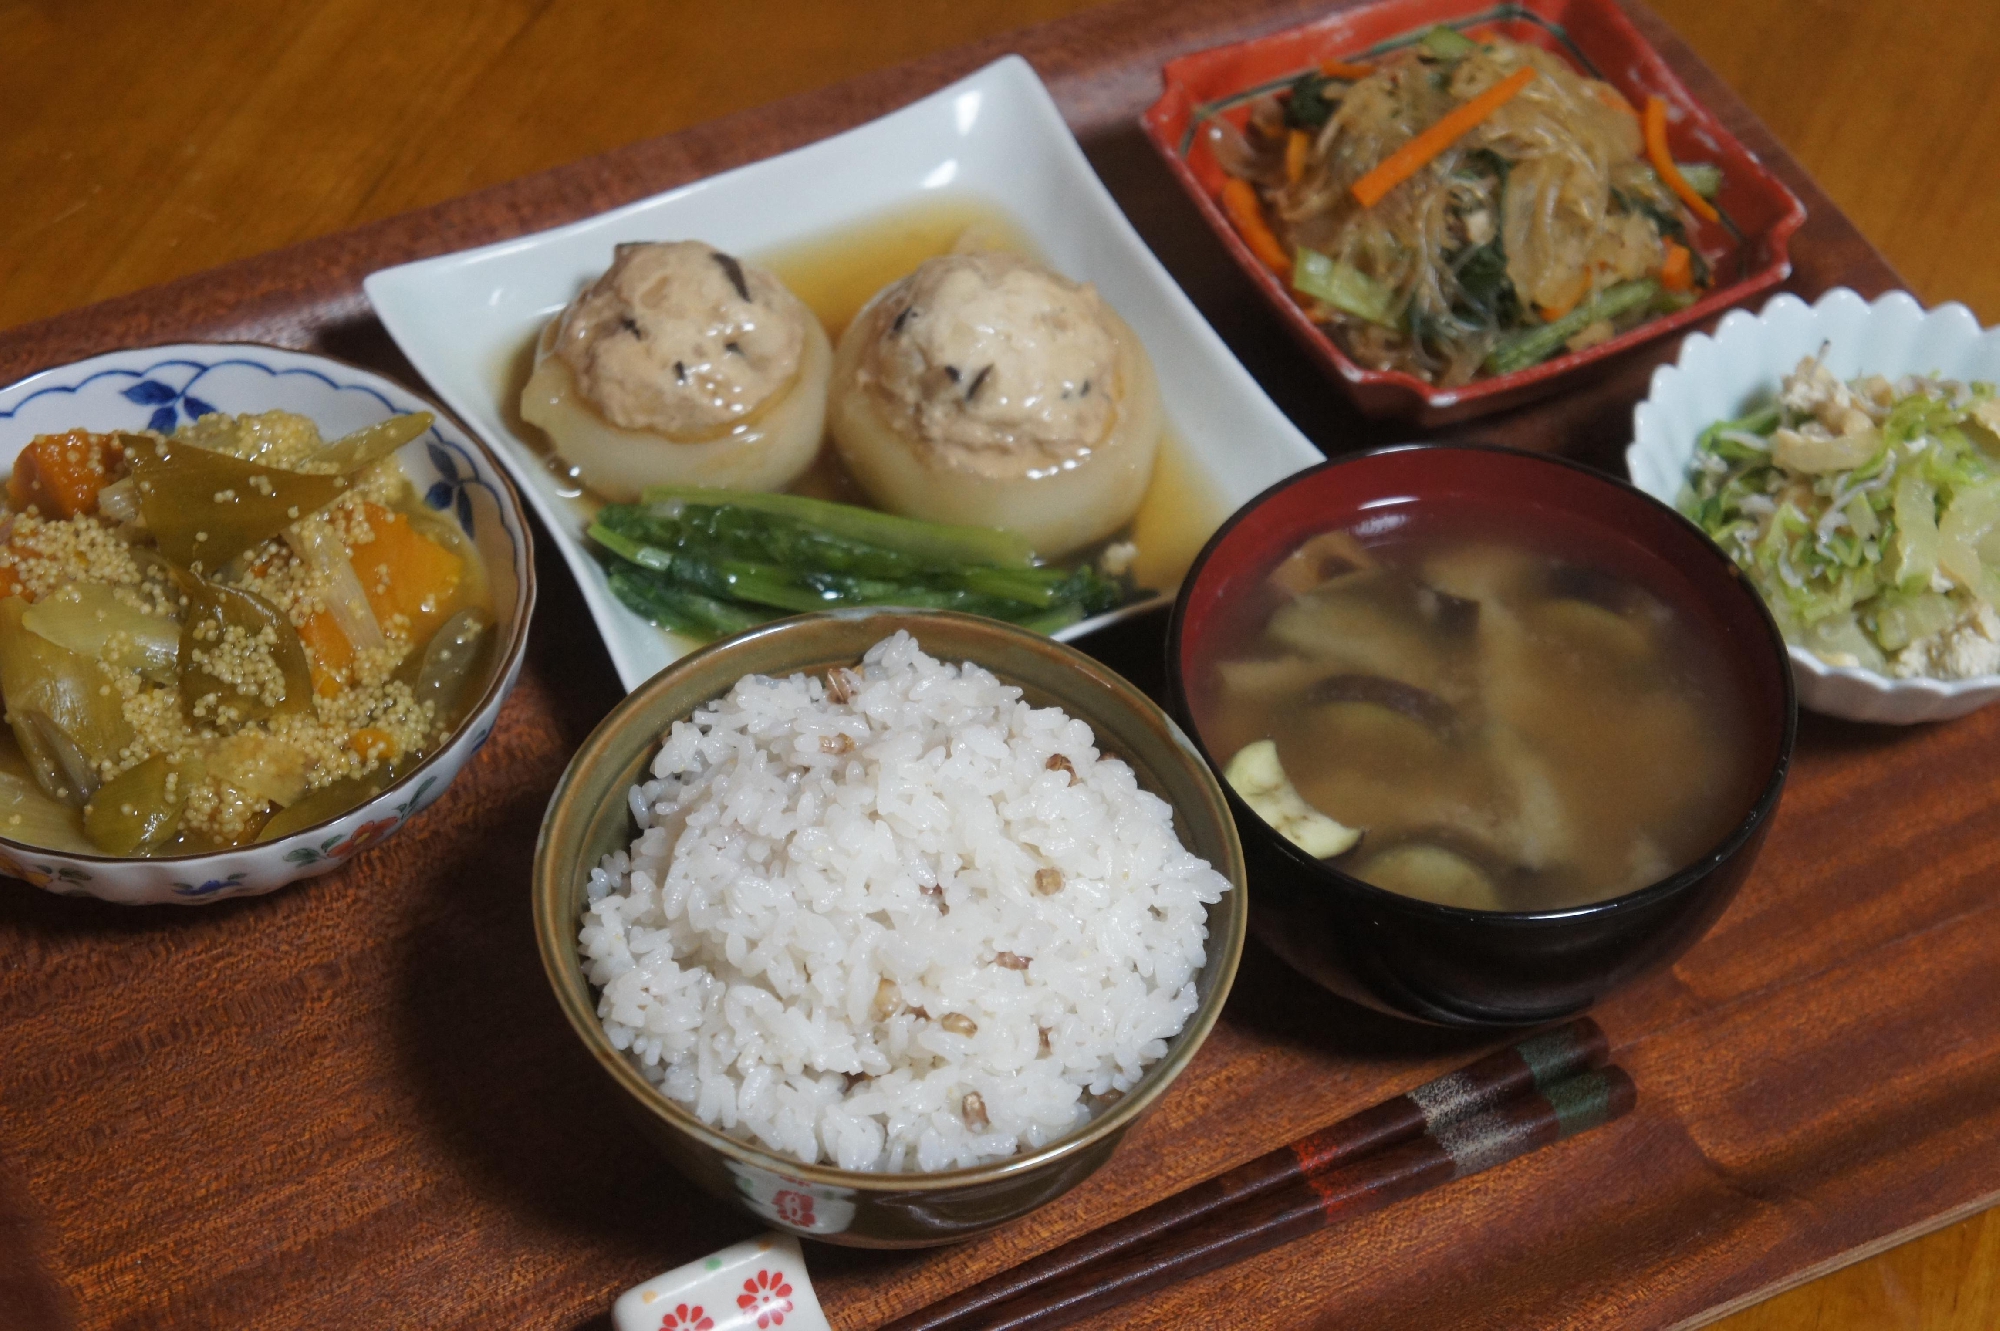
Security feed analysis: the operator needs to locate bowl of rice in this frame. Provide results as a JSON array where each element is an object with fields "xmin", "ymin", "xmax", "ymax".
[{"xmin": 533, "ymin": 610, "xmax": 1246, "ymax": 1247}]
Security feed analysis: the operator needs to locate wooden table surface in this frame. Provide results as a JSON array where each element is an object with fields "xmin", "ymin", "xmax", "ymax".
[{"xmin": 4, "ymin": 2, "xmax": 1999, "ymax": 1327}]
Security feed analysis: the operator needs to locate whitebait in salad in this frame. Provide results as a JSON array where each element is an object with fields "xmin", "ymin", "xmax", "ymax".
[{"xmin": 1680, "ymin": 354, "xmax": 2000, "ymax": 679}]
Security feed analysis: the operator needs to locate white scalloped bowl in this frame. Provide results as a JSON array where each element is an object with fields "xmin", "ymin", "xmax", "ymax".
[
  {"xmin": 1627, "ymin": 288, "xmax": 2000, "ymax": 724},
  {"xmin": 0, "ymin": 343, "xmax": 535, "ymax": 904}
]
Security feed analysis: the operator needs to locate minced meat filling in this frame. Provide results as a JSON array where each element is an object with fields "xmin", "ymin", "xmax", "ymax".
[
  {"xmin": 860, "ymin": 252, "xmax": 1120, "ymax": 477},
  {"xmin": 552, "ymin": 240, "xmax": 808, "ymax": 439}
]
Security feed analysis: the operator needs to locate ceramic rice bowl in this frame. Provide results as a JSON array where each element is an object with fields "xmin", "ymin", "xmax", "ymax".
[{"xmin": 533, "ymin": 609, "xmax": 1245, "ymax": 1247}]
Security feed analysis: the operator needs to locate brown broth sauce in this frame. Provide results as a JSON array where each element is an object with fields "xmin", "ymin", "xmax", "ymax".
[
  {"xmin": 1190, "ymin": 502, "xmax": 1763, "ymax": 912},
  {"xmin": 497, "ymin": 193, "xmax": 1226, "ymax": 602}
]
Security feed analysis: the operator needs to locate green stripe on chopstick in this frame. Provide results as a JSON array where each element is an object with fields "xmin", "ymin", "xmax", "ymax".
[
  {"xmin": 1547, "ymin": 1067, "xmax": 1620, "ymax": 1136},
  {"xmin": 1434, "ymin": 1068, "xmax": 1635, "ymax": 1180},
  {"xmin": 1402, "ymin": 1016, "xmax": 1607, "ymax": 1133},
  {"xmin": 1515, "ymin": 1022, "xmax": 1599, "ymax": 1087}
]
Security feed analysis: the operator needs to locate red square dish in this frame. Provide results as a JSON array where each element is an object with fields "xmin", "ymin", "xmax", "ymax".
[{"xmin": 1141, "ymin": 0, "xmax": 1807, "ymax": 424}]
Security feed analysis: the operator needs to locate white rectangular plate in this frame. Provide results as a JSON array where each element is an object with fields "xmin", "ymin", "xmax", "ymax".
[{"xmin": 366, "ymin": 55, "xmax": 1322, "ymax": 692}]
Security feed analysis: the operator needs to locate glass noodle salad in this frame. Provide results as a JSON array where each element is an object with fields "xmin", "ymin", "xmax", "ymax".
[
  {"xmin": 1210, "ymin": 26, "xmax": 1723, "ymax": 384},
  {"xmin": 1680, "ymin": 355, "xmax": 2000, "ymax": 678}
]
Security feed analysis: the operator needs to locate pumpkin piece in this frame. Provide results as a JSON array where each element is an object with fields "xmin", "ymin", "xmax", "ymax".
[
  {"xmin": 8, "ymin": 430, "xmax": 126, "ymax": 519},
  {"xmin": 353, "ymin": 503, "xmax": 463, "ymax": 644}
]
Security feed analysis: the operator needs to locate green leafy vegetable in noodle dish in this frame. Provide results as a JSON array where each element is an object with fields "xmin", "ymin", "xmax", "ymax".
[
  {"xmin": 1209, "ymin": 27, "xmax": 1720, "ymax": 385},
  {"xmin": 1680, "ymin": 354, "xmax": 2000, "ymax": 678}
]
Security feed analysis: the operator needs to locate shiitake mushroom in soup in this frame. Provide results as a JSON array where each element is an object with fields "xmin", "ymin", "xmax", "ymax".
[{"xmin": 1188, "ymin": 505, "xmax": 1765, "ymax": 912}]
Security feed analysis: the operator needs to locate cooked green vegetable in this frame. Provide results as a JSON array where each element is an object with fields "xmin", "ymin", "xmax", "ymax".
[
  {"xmin": 0, "ymin": 597, "xmax": 135, "ymax": 804},
  {"xmin": 1676, "ymin": 161, "xmax": 1723, "ymax": 198},
  {"xmin": 257, "ymin": 772, "xmax": 389, "ymax": 843},
  {"xmin": 591, "ymin": 495, "xmax": 1123, "ymax": 642},
  {"xmin": 177, "ymin": 578, "xmax": 314, "ymax": 725},
  {"xmin": 313, "ymin": 414, "xmax": 433, "ymax": 474},
  {"xmin": 0, "ymin": 738, "xmax": 91, "ymax": 852},
  {"xmin": 122, "ymin": 412, "xmax": 431, "ymax": 573},
  {"xmin": 407, "ymin": 608, "xmax": 492, "ymax": 732},
  {"xmin": 1417, "ymin": 24, "xmax": 1480, "ymax": 60},
  {"xmin": 604, "ymin": 564, "xmax": 774, "ymax": 639},
  {"xmin": 638, "ymin": 487, "xmax": 1035, "ymax": 568},
  {"xmin": 1450, "ymin": 240, "xmax": 1520, "ymax": 330},
  {"xmin": 83, "ymin": 754, "xmax": 190, "ymax": 856},
  {"xmin": 1283, "ymin": 71, "xmax": 1342, "ymax": 131},
  {"xmin": 1680, "ymin": 357, "xmax": 2000, "ymax": 675},
  {"xmin": 126, "ymin": 435, "xmax": 351, "ymax": 573},
  {"xmin": 1293, "ymin": 247, "xmax": 1398, "ymax": 327},
  {"xmin": 1484, "ymin": 279, "xmax": 1659, "ymax": 375}
]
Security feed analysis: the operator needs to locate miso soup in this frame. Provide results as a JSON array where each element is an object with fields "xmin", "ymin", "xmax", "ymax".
[{"xmin": 1189, "ymin": 507, "xmax": 1764, "ymax": 912}]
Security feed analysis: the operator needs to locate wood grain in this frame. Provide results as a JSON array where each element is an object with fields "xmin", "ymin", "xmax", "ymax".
[
  {"xmin": 1652, "ymin": 0, "xmax": 2000, "ymax": 329},
  {"xmin": 2, "ymin": 1, "xmax": 1998, "ymax": 1329},
  {"xmin": 0, "ymin": 0, "xmax": 1108, "ymax": 334},
  {"xmin": 3, "ymin": 0, "xmax": 1995, "ymax": 334},
  {"xmin": 884, "ymin": 1020, "xmax": 1611, "ymax": 1331}
]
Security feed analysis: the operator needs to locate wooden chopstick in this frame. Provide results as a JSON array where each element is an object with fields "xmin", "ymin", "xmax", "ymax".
[
  {"xmin": 946, "ymin": 1065, "xmax": 1637, "ymax": 1331},
  {"xmin": 964, "ymin": 1065, "xmax": 1637, "ymax": 1331},
  {"xmin": 883, "ymin": 1018, "xmax": 1610, "ymax": 1331}
]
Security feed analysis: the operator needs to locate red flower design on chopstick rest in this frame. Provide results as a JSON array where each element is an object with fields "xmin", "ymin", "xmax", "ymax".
[
  {"xmin": 657, "ymin": 1304, "xmax": 713, "ymax": 1331},
  {"xmin": 736, "ymin": 1269, "xmax": 794, "ymax": 1328}
]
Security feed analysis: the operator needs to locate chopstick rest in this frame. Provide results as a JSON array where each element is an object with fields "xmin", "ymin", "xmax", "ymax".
[
  {"xmin": 612, "ymin": 1232, "xmax": 830, "ymax": 1331},
  {"xmin": 884, "ymin": 1016, "xmax": 1609, "ymax": 1331}
]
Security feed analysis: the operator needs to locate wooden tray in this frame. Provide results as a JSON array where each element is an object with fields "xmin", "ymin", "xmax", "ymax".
[{"xmin": 2, "ymin": 2, "xmax": 1975, "ymax": 1328}]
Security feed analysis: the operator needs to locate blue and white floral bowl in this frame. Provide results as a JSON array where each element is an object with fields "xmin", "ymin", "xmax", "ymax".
[{"xmin": 0, "ymin": 343, "xmax": 536, "ymax": 904}]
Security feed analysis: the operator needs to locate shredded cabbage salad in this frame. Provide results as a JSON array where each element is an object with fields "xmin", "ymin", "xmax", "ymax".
[{"xmin": 1679, "ymin": 355, "xmax": 2000, "ymax": 676}]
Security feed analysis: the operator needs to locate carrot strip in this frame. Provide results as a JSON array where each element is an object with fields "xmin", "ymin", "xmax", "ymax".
[
  {"xmin": 1536, "ymin": 270, "xmax": 1594, "ymax": 322},
  {"xmin": 1351, "ymin": 65, "xmax": 1536, "ymax": 209},
  {"xmin": 1318, "ymin": 58, "xmax": 1376, "ymax": 79},
  {"xmin": 1220, "ymin": 178, "xmax": 1292, "ymax": 275},
  {"xmin": 1643, "ymin": 95, "xmax": 1719, "ymax": 224},
  {"xmin": 1285, "ymin": 129, "xmax": 1311, "ymax": 184},
  {"xmin": 1659, "ymin": 241, "xmax": 1694, "ymax": 293},
  {"xmin": 298, "ymin": 610, "xmax": 354, "ymax": 697}
]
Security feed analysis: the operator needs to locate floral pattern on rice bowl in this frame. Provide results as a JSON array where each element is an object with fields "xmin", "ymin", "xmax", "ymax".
[{"xmin": 726, "ymin": 1159, "xmax": 856, "ymax": 1235}]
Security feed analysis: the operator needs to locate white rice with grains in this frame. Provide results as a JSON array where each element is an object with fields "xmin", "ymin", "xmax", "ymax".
[{"xmin": 577, "ymin": 630, "xmax": 1231, "ymax": 1172}]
